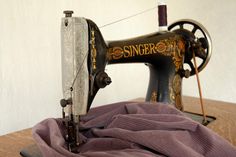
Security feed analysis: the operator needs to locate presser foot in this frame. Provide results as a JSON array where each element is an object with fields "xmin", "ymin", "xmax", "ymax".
[
  {"xmin": 68, "ymin": 142, "xmax": 79, "ymax": 153},
  {"xmin": 64, "ymin": 120, "xmax": 81, "ymax": 153},
  {"xmin": 62, "ymin": 116, "xmax": 81, "ymax": 153},
  {"xmin": 60, "ymin": 99, "xmax": 81, "ymax": 153}
]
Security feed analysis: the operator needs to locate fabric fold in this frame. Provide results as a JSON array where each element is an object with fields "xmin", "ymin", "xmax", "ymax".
[{"xmin": 32, "ymin": 102, "xmax": 236, "ymax": 157}]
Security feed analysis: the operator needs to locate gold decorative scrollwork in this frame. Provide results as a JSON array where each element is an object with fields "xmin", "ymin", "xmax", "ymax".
[
  {"xmin": 169, "ymin": 74, "xmax": 183, "ymax": 110},
  {"xmin": 173, "ymin": 74, "xmax": 181, "ymax": 94},
  {"xmin": 108, "ymin": 47, "xmax": 124, "ymax": 60},
  {"xmin": 107, "ymin": 36, "xmax": 185, "ymax": 71},
  {"xmin": 159, "ymin": 37, "xmax": 185, "ymax": 71},
  {"xmin": 175, "ymin": 94, "xmax": 183, "ymax": 110},
  {"xmin": 172, "ymin": 40, "xmax": 185, "ymax": 71},
  {"xmin": 91, "ymin": 29, "xmax": 97, "ymax": 70},
  {"xmin": 169, "ymin": 76, "xmax": 175, "ymax": 104},
  {"xmin": 150, "ymin": 91, "xmax": 158, "ymax": 102},
  {"xmin": 155, "ymin": 42, "xmax": 167, "ymax": 53}
]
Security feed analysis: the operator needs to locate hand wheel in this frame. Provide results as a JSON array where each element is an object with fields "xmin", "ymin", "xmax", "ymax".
[{"xmin": 168, "ymin": 19, "xmax": 212, "ymax": 76}]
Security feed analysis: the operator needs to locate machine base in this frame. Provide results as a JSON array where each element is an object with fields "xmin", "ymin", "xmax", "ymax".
[
  {"xmin": 184, "ymin": 111, "xmax": 216, "ymax": 125},
  {"xmin": 20, "ymin": 144, "xmax": 42, "ymax": 157}
]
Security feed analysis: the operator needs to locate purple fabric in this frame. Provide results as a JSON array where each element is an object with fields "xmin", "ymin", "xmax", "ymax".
[{"xmin": 32, "ymin": 102, "xmax": 236, "ymax": 157}]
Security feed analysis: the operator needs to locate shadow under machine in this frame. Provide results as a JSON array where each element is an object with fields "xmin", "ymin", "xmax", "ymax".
[{"xmin": 20, "ymin": 3, "xmax": 215, "ymax": 157}]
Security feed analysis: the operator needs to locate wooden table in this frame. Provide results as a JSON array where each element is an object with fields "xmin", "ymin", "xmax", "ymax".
[
  {"xmin": 0, "ymin": 129, "xmax": 34, "ymax": 157},
  {"xmin": 0, "ymin": 96, "xmax": 236, "ymax": 157},
  {"xmin": 183, "ymin": 96, "xmax": 236, "ymax": 145}
]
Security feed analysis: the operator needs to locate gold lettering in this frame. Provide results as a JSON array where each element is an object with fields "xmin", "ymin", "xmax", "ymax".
[
  {"xmin": 144, "ymin": 44, "xmax": 150, "ymax": 55},
  {"xmin": 123, "ymin": 46, "xmax": 130, "ymax": 58},
  {"xmin": 131, "ymin": 45, "xmax": 139, "ymax": 57},
  {"xmin": 114, "ymin": 41, "xmax": 174, "ymax": 60},
  {"xmin": 139, "ymin": 44, "xmax": 145, "ymax": 55},
  {"xmin": 149, "ymin": 43, "xmax": 155, "ymax": 54},
  {"xmin": 128, "ymin": 45, "xmax": 133, "ymax": 57}
]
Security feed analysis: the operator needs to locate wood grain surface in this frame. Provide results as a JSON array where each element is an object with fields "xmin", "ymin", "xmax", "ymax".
[
  {"xmin": 0, "ymin": 128, "xmax": 34, "ymax": 157},
  {"xmin": 0, "ymin": 96, "xmax": 236, "ymax": 157},
  {"xmin": 183, "ymin": 96, "xmax": 236, "ymax": 146}
]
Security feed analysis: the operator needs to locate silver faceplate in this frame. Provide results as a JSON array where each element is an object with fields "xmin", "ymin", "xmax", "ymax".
[{"xmin": 61, "ymin": 17, "xmax": 89, "ymax": 116}]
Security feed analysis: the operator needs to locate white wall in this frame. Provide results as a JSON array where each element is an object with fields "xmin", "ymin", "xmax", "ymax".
[{"xmin": 0, "ymin": 0, "xmax": 236, "ymax": 135}]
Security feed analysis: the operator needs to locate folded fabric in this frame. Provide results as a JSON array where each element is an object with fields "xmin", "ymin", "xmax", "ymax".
[{"xmin": 33, "ymin": 102, "xmax": 236, "ymax": 157}]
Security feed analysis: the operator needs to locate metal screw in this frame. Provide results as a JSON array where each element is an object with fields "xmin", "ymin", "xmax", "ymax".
[
  {"xmin": 103, "ymin": 77, "xmax": 112, "ymax": 85},
  {"xmin": 63, "ymin": 10, "xmax": 74, "ymax": 17}
]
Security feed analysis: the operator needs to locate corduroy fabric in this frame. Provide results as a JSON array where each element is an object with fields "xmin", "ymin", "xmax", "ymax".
[{"xmin": 32, "ymin": 102, "xmax": 236, "ymax": 157}]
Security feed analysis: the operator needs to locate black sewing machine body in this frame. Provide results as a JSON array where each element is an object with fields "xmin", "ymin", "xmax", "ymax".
[
  {"xmin": 85, "ymin": 19, "xmax": 210, "ymax": 111},
  {"xmin": 59, "ymin": 11, "xmax": 211, "ymax": 152},
  {"xmin": 20, "ymin": 6, "xmax": 213, "ymax": 156},
  {"xmin": 87, "ymin": 19, "xmax": 186, "ymax": 110}
]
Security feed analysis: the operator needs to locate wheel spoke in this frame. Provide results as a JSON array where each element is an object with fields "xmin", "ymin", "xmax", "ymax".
[
  {"xmin": 169, "ymin": 20, "xmax": 212, "ymax": 76},
  {"xmin": 192, "ymin": 26, "xmax": 197, "ymax": 34},
  {"xmin": 188, "ymin": 61, "xmax": 195, "ymax": 72}
]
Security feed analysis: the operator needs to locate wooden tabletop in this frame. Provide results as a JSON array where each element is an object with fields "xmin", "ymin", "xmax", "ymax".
[
  {"xmin": 0, "ymin": 128, "xmax": 34, "ymax": 157},
  {"xmin": 0, "ymin": 96, "xmax": 236, "ymax": 157},
  {"xmin": 183, "ymin": 96, "xmax": 236, "ymax": 145}
]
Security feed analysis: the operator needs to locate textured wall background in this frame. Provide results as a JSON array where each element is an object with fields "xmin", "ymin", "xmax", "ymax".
[{"xmin": 0, "ymin": 0, "xmax": 236, "ymax": 135}]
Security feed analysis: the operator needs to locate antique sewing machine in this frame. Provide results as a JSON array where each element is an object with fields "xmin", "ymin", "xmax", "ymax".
[
  {"xmin": 60, "ymin": 3, "xmax": 212, "ymax": 153},
  {"xmin": 18, "ymin": 3, "xmax": 214, "ymax": 156}
]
